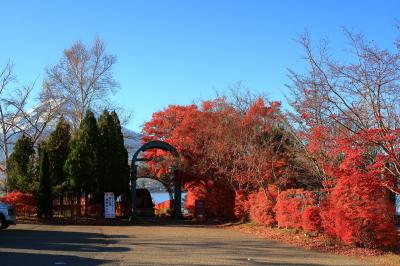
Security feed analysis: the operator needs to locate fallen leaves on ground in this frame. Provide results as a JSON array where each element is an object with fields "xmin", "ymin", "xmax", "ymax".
[{"xmin": 223, "ymin": 223, "xmax": 400, "ymax": 266}]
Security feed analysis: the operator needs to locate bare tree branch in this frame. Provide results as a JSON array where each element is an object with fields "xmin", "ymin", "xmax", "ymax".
[{"xmin": 43, "ymin": 37, "xmax": 120, "ymax": 130}]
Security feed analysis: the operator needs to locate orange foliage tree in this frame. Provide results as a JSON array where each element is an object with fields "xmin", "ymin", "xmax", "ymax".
[{"xmin": 142, "ymin": 95, "xmax": 310, "ymax": 220}]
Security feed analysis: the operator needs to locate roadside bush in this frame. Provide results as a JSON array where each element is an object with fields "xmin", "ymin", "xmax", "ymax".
[
  {"xmin": 325, "ymin": 174, "xmax": 397, "ymax": 248},
  {"xmin": 249, "ymin": 190, "xmax": 276, "ymax": 226},
  {"xmin": 274, "ymin": 189, "xmax": 304, "ymax": 229},
  {"xmin": 184, "ymin": 180, "xmax": 235, "ymax": 220},
  {"xmin": 234, "ymin": 191, "xmax": 251, "ymax": 221},
  {"xmin": 302, "ymin": 206, "xmax": 322, "ymax": 233},
  {"xmin": 274, "ymin": 189, "xmax": 318, "ymax": 230},
  {"xmin": 0, "ymin": 191, "xmax": 36, "ymax": 216},
  {"xmin": 319, "ymin": 195, "xmax": 337, "ymax": 238}
]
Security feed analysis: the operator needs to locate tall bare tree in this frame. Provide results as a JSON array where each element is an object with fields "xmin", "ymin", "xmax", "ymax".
[
  {"xmin": 0, "ymin": 62, "xmax": 60, "ymax": 190},
  {"xmin": 43, "ymin": 38, "xmax": 119, "ymax": 130},
  {"xmin": 288, "ymin": 29, "xmax": 400, "ymax": 194},
  {"xmin": 0, "ymin": 62, "xmax": 27, "ymax": 178}
]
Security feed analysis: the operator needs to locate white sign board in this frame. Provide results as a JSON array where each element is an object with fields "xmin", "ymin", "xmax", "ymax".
[{"xmin": 104, "ymin": 192, "xmax": 115, "ymax": 219}]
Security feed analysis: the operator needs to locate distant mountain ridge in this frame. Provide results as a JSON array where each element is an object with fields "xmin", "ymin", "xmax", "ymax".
[{"xmin": 121, "ymin": 128, "xmax": 143, "ymax": 158}]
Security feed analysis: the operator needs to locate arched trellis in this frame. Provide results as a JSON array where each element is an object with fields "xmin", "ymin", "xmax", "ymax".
[{"xmin": 130, "ymin": 140, "xmax": 183, "ymax": 223}]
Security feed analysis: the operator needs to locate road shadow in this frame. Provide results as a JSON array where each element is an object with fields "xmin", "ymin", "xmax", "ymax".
[
  {"xmin": 0, "ymin": 251, "xmax": 110, "ymax": 266},
  {"xmin": 0, "ymin": 228, "xmax": 130, "ymax": 253}
]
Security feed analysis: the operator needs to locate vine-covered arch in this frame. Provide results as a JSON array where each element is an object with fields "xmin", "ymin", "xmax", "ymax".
[{"xmin": 130, "ymin": 140, "xmax": 183, "ymax": 223}]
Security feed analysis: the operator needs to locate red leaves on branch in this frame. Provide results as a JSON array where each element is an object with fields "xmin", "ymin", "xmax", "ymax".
[
  {"xmin": 234, "ymin": 191, "xmax": 252, "ymax": 220},
  {"xmin": 249, "ymin": 190, "xmax": 276, "ymax": 226},
  {"xmin": 143, "ymin": 97, "xmax": 287, "ymax": 219},
  {"xmin": 157, "ymin": 200, "xmax": 172, "ymax": 209},
  {"xmin": 243, "ymin": 98, "xmax": 281, "ymax": 127},
  {"xmin": 184, "ymin": 180, "xmax": 235, "ymax": 219},
  {"xmin": 302, "ymin": 124, "xmax": 398, "ymax": 247},
  {"xmin": 0, "ymin": 191, "xmax": 36, "ymax": 216},
  {"xmin": 274, "ymin": 189, "xmax": 315, "ymax": 229},
  {"xmin": 273, "ymin": 189, "xmax": 323, "ymax": 233},
  {"xmin": 302, "ymin": 206, "xmax": 322, "ymax": 233},
  {"xmin": 142, "ymin": 91, "xmax": 398, "ymax": 248},
  {"xmin": 322, "ymin": 168, "xmax": 397, "ymax": 248}
]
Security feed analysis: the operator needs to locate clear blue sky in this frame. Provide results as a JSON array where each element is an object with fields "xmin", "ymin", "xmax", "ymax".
[{"xmin": 0, "ymin": 1, "xmax": 399, "ymax": 131}]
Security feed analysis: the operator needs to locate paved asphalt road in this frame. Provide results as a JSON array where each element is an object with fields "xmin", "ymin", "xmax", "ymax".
[{"xmin": 0, "ymin": 223, "xmax": 373, "ymax": 266}]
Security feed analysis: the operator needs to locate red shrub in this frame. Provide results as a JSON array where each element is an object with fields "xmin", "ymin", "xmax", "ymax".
[
  {"xmin": 274, "ymin": 189, "xmax": 317, "ymax": 229},
  {"xmin": 184, "ymin": 180, "xmax": 235, "ymax": 220},
  {"xmin": 313, "ymin": 143, "xmax": 399, "ymax": 248},
  {"xmin": 319, "ymin": 196, "xmax": 337, "ymax": 238},
  {"xmin": 0, "ymin": 191, "xmax": 36, "ymax": 216},
  {"xmin": 206, "ymin": 184, "xmax": 235, "ymax": 219},
  {"xmin": 249, "ymin": 191, "xmax": 276, "ymax": 226},
  {"xmin": 301, "ymin": 125, "xmax": 399, "ymax": 248},
  {"xmin": 155, "ymin": 200, "xmax": 172, "ymax": 210},
  {"xmin": 234, "ymin": 191, "xmax": 252, "ymax": 220},
  {"xmin": 325, "ymin": 174, "xmax": 397, "ymax": 248},
  {"xmin": 274, "ymin": 190, "xmax": 303, "ymax": 229},
  {"xmin": 302, "ymin": 206, "xmax": 322, "ymax": 232}
]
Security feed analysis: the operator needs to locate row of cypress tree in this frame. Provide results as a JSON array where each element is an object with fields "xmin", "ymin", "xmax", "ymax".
[
  {"xmin": 64, "ymin": 110, "xmax": 130, "ymax": 204},
  {"xmin": 7, "ymin": 110, "xmax": 130, "ymax": 218}
]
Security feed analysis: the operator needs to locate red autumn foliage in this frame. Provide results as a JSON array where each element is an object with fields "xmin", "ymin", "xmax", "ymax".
[
  {"xmin": 292, "ymin": 89, "xmax": 399, "ymax": 247},
  {"xmin": 322, "ymin": 172, "xmax": 397, "ymax": 248},
  {"xmin": 142, "ymin": 97, "xmax": 297, "ymax": 221},
  {"xmin": 249, "ymin": 191, "xmax": 276, "ymax": 226},
  {"xmin": 0, "ymin": 191, "xmax": 36, "ymax": 216},
  {"xmin": 274, "ymin": 189, "xmax": 317, "ymax": 230},
  {"xmin": 289, "ymin": 33, "xmax": 400, "ymax": 248},
  {"xmin": 300, "ymin": 125, "xmax": 398, "ymax": 247},
  {"xmin": 155, "ymin": 200, "xmax": 173, "ymax": 216},
  {"xmin": 142, "ymin": 88, "xmax": 399, "ymax": 248},
  {"xmin": 234, "ymin": 191, "xmax": 252, "ymax": 220},
  {"xmin": 318, "ymin": 196, "xmax": 336, "ymax": 238},
  {"xmin": 274, "ymin": 190, "xmax": 304, "ymax": 229},
  {"xmin": 155, "ymin": 199, "xmax": 172, "ymax": 210},
  {"xmin": 302, "ymin": 206, "xmax": 322, "ymax": 233},
  {"xmin": 184, "ymin": 180, "xmax": 235, "ymax": 219},
  {"xmin": 315, "ymin": 133, "xmax": 397, "ymax": 247}
]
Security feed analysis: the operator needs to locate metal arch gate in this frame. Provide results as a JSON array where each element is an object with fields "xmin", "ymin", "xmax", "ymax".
[{"xmin": 130, "ymin": 140, "xmax": 183, "ymax": 223}]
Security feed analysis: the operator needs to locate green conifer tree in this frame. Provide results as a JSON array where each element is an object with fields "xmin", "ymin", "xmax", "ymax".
[
  {"xmin": 97, "ymin": 110, "xmax": 129, "ymax": 200},
  {"xmin": 7, "ymin": 135, "xmax": 35, "ymax": 192},
  {"xmin": 47, "ymin": 117, "xmax": 71, "ymax": 206},
  {"xmin": 110, "ymin": 111, "xmax": 130, "ymax": 197},
  {"xmin": 97, "ymin": 110, "xmax": 115, "ymax": 198},
  {"xmin": 64, "ymin": 110, "xmax": 99, "ymax": 201},
  {"xmin": 37, "ymin": 148, "xmax": 53, "ymax": 219}
]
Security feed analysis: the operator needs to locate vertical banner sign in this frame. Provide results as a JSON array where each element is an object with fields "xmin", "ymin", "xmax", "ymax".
[{"xmin": 104, "ymin": 192, "xmax": 115, "ymax": 218}]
